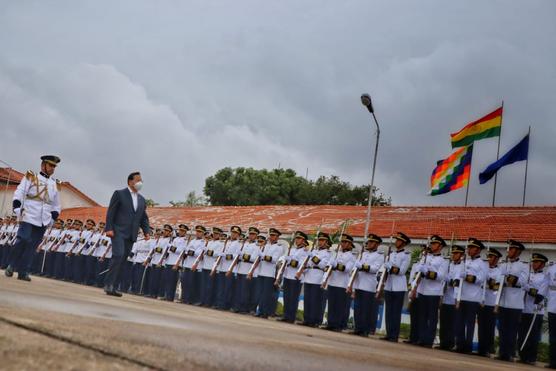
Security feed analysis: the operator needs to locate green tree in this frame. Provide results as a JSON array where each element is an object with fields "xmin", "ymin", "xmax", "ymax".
[
  {"xmin": 145, "ymin": 198, "xmax": 159, "ymax": 208},
  {"xmin": 203, "ymin": 167, "xmax": 392, "ymax": 206}
]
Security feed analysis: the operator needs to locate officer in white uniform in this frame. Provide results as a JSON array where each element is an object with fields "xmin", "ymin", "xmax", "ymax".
[
  {"xmin": 547, "ymin": 260, "xmax": 556, "ymax": 369},
  {"xmin": 5, "ymin": 155, "xmax": 62, "ymax": 281},
  {"xmin": 381, "ymin": 232, "xmax": 411, "ymax": 342},
  {"xmin": 454, "ymin": 238, "xmax": 488, "ymax": 353},
  {"xmin": 352, "ymin": 233, "xmax": 384, "ymax": 336},
  {"xmin": 200, "ymin": 227, "xmax": 224, "ymax": 307},
  {"xmin": 257, "ymin": 228, "xmax": 284, "ymax": 318},
  {"xmin": 326, "ymin": 234, "xmax": 356, "ymax": 331},
  {"xmin": 233, "ymin": 227, "xmax": 261, "ymax": 313},
  {"xmin": 517, "ymin": 253, "xmax": 549, "ymax": 365},
  {"xmin": 180, "ymin": 225, "xmax": 206, "ymax": 304},
  {"xmin": 477, "ymin": 248, "xmax": 502, "ymax": 357},
  {"xmin": 279, "ymin": 231, "xmax": 309, "ymax": 323},
  {"xmin": 214, "ymin": 226, "xmax": 241, "ymax": 310},
  {"xmin": 415, "ymin": 235, "xmax": 449, "ymax": 348},
  {"xmin": 300, "ymin": 232, "xmax": 332, "ymax": 327},
  {"xmin": 496, "ymin": 239, "xmax": 529, "ymax": 362},
  {"xmin": 145, "ymin": 225, "xmax": 172, "ymax": 298},
  {"xmin": 162, "ymin": 224, "xmax": 189, "ymax": 301},
  {"xmin": 438, "ymin": 245, "xmax": 465, "ymax": 350}
]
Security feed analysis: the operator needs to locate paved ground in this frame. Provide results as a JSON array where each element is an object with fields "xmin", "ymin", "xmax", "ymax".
[{"xmin": 0, "ymin": 272, "xmax": 538, "ymax": 370}]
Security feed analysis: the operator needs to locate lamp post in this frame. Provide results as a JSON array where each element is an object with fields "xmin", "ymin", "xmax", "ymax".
[{"xmin": 360, "ymin": 93, "xmax": 381, "ymax": 241}]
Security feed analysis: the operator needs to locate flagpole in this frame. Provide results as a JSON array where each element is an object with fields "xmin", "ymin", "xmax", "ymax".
[
  {"xmin": 464, "ymin": 178, "xmax": 470, "ymax": 207},
  {"xmin": 522, "ymin": 125, "xmax": 531, "ymax": 207},
  {"xmin": 491, "ymin": 101, "xmax": 504, "ymax": 207}
]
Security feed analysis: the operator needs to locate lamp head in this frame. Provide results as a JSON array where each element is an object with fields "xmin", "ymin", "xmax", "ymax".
[{"xmin": 361, "ymin": 93, "xmax": 374, "ymax": 113}]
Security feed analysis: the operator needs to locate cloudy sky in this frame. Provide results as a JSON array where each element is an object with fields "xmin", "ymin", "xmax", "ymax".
[{"xmin": 1, "ymin": 1, "xmax": 554, "ymax": 207}]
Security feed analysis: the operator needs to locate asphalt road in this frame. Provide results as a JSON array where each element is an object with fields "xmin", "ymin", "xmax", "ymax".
[{"xmin": 0, "ymin": 272, "xmax": 537, "ymax": 371}]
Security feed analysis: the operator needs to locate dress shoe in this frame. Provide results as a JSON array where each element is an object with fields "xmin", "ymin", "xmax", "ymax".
[
  {"xmin": 17, "ymin": 274, "xmax": 31, "ymax": 281},
  {"xmin": 403, "ymin": 340, "xmax": 415, "ymax": 344},
  {"xmin": 4, "ymin": 265, "xmax": 13, "ymax": 277},
  {"xmin": 105, "ymin": 290, "xmax": 123, "ymax": 297}
]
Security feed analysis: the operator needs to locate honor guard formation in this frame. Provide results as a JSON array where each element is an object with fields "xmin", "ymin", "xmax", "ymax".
[{"xmin": 1, "ymin": 156, "xmax": 556, "ymax": 367}]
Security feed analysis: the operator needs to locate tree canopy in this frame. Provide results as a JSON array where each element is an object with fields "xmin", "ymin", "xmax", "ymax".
[{"xmin": 203, "ymin": 167, "xmax": 391, "ymax": 206}]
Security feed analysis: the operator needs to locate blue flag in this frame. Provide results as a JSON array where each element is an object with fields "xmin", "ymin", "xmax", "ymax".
[{"xmin": 479, "ymin": 134, "xmax": 529, "ymax": 184}]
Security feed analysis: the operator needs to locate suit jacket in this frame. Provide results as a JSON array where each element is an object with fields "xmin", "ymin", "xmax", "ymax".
[{"xmin": 105, "ymin": 188, "xmax": 151, "ymax": 245}]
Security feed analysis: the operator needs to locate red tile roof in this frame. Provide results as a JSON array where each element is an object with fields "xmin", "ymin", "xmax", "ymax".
[{"xmin": 61, "ymin": 205, "xmax": 556, "ymax": 244}]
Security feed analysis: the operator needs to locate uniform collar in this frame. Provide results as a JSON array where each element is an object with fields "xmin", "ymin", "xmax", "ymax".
[
  {"xmin": 40, "ymin": 171, "xmax": 50, "ymax": 179},
  {"xmin": 534, "ymin": 269, "xmax": 544, "ymax": 274},
  {"xmin": 471, "ymin": 255, "xmax": 481, "ymax": 260},
  {"xmin": 396, "ymin": 249, "xmax": 404, "ymax": 253},
  {"xmin": 508, "ymin": 257, "xmax": 520, "ymax": 263},
  {"xmin": 433, "ymin": 253, "xmax": 441, "ymax": 256}
]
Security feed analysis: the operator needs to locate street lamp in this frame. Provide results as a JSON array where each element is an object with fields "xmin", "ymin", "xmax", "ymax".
[{"xmin": 360, "ymin": 93, "xmax": 381, "ymax": 241}]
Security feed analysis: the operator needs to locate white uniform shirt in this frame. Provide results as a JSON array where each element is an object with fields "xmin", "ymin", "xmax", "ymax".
[
  {"xmin": 483, "ymin": 265, "xmax": 501, "ymax": 307},
  {"xmin": 353, "ymin": 250, "xmax": 384, "ymax": 293},
  {"xmin": 303, "ymin": 249, "xmax": 331, "ymax": 284},
  {"xmin": 259, "ymin": 241, "xmax": 284, "ymax": 278},
  {"xmin": 460, "ymin": 256, "xmax": 488, "ymax": 303},
  {"xmin": 44, "ymin": 228, "xmax": 62, "ymax": 251},
  {"xmin": 442, "ymin": 261, "xmax": 465, "ymax": 305},
  {"xmin": 202, "ymin": 240, "xmax": 224, "ymax": 270},
  {"xmin": 547, "ymin": 264, "xmax": 556, "ymax": 314},
  {"xmin": 76, "ymin": 230, "xmax": 94, "ymax": 255},
  {"xmin": 183, "ymin": 238, "xmax": 205, "ymax": 269},
  {"xmin": 523, "ymin": 270, "xmax": 549, "ymax": 315},
  {"xmin": 59, "ymin": 230, "xmax": 79, "ymax": 253},
  {"xmin": 328, "ymin": 250, "xmax": 356, "ymax": 288},
  {"xmin": 384, "ymin": 249, "xmax": 411, "ymax": 292},
  {"xmin": 131, "ymin": 240, "xmax": 151, "ymax": 264},
  {"xmin": 218, "ymin": 239, "xmax": 241, "ymax": 272},
  {"xmin": 149, "ymin": 237, "xmax": 171, "ymax": 266},
  {"xmin": 236, "ymin": 240, "xmax": 260, "ymax": 275},
  {"xmin": 164, "ymin": 236, "xmax": 187, "ymax": 266},
  {"xmin": 13, "ymin": 171, "xmax": 61, "ymax": 227},
  {"xmin": 283, "ymin": 245, "xmax": 310, "ymax": 280},
  {"xmin": 498, "ymin": 259, "xmax": 529, "ymax": 310},
  {"xmin": 416, "ymin": 253, "xmax": 449, "ymax": 296},
  {"xmin": 92, "ymin": 234, "xmax": 111, "ymax": 258}
]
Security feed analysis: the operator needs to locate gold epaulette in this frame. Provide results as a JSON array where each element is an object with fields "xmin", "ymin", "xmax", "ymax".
[{"xmin": 25, "ymin": 170, "xmax": 36, "ymax": 181}]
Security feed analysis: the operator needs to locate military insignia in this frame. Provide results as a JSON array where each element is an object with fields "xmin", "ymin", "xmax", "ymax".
[
  {"xmin": 465, "ymin": 274, "xmax": 476, "ymax": 283},
  {"xmin": 361, "ymin": 264, "xmax": 370, "ymax": 272},
  {"xmin": 170, "ymin": 246, "xmax": 177, "ymax": 253},
  {"xmin": 337, "ymin": 263, "xmax": 346, "ymax": 272},
  {"xmin": 311, "ymin": 256, "xmax": 321, "ymax": 265},
  {"xmin": 226, "ymin": 254, "xmax": 233, "ymax": 260},
  {"xmin": 207, "ymin": 250, "xmax": 214, "ymax": 257},
  {"xmin": 187, "ymin": 250, "xmax": 195, "ymax": 256},
  {"xmin": 289, "ymin": 260, "xmax": 299, "ymax": 268}
]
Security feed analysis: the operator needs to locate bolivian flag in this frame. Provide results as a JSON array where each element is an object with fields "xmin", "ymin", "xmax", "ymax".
[
  {"xmin": 450, "ymin": 106, "xmax": 503, "ymax": 148},
  {"xmin": 430, "ymin": 145, "xmax": 473, "ymax": 196}
]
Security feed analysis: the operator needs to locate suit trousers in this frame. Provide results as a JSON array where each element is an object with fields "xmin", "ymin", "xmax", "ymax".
[
  {"xmin": 418, "ymin": 295, "xmax": 441, "ymax": 346},
  {"xmin": 384, "ymin": 290, "xmax": 405, "ymax": 341},
  {"xmin": 439, "ymin": 304, "xmax": 456, "ymax": 349},
  {"xmin": 477, "ymin": 305, "xmax": 496, "ymax": 355},
  {"xmin": 455, "ymin": 300, "xmax": 480, "ymax": 352},
  {"xmin": 104, "ymin": 237, "xmax": 133, "ymax": 290},
  {"xmin": 498, "ymin": 307, "xmax": 522, "ymax": 360},
  {"xmin": 354, "ymin": 289, "xmax": 378, "ymax": 335}
]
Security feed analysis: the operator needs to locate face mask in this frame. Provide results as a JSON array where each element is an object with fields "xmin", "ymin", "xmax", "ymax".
[{"xmin": 134, "ymin": 181, "xmax": 143, "ymax": 191}]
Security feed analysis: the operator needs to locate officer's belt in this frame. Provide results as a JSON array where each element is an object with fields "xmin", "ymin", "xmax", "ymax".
[{"xmin": 308, "ymin": 266, "xmax": 322, "ymax": 270}]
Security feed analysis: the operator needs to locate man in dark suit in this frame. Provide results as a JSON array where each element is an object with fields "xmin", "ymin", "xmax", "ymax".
[{"xmin": 104, "ymin": 172, "xmax": 151, "ymax": 296}]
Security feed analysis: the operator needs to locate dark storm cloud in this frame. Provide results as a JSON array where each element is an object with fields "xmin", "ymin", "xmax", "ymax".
[{"xmin": 0, "ymin": 0, "xmax": 554, "ymax": 207}]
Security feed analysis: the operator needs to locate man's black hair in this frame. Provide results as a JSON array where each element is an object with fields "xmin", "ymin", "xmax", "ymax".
[{"xmin": 127, "ymin": 172, "xmax": 141, "ymax": 182}]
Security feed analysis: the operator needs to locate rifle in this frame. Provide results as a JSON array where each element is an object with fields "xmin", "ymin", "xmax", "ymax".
[
  {"xmin": 321, "ymin": 221, "xmax": 350, "ymax": 290},
  {"xmin": 348, "ymin": 221, "xmax": 395, "ymax": 296},
  {"xmin": 66, "ymin": 230, "xmax": 84, "ymax": 257},
  {"xmin": 455, "ymin": 240, "xmax": 468, "ymax": 310},
  {"xmin": 50, "ymin": 229, "xmax": 69, "ymax": 252},
  {"xmin": 295, "ymin": 224, "xmax": 322, "ymax": 280},
  {"xmin": 210, "ymin": 237, "xmax": 230, "ymax": 276},
  {"xmin": 247, "ymin": 238, "xmax": 268, "ymax": 280},
  {"xmin": 494, "ymin": 240, "xmax": 511, "ymax": 314},
  {"xmin": 191, "ymin": 238, "xmax": 210, "ymax": 271},
  {"xmin": 408, "ymin": 238, "xmax": 431, "ymax": 303},
  {"xmin": 374, "ymin": 225, "xmax": 399, "ymax": 299},
  {"xmin": 274, "ymin": 233, "xmax": 296, "ymax": 286},
  {"xmin": 480, "ymin": 230, "xmax": 491, "ymax": 307},
  {"xmin": 173, "ymin": 232, "xmax": 193, "ymax": 270},
  {"xmin": 87, "ymin": 232, "xmax": 104, "ymax": 257},
  {"xmin": 226, "ymin": 238, "xmax": 247, "ymax": 277}
]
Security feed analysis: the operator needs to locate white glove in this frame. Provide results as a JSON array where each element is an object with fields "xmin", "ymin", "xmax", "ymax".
[
  {"xmin": 355, "ymin": 261, "xmax": 363, "ymax": 269},
  {"xmin": 329, "ymin": 258, "xmax": 337, "ymax": 267},
  {"xmin": 285, "ymin": 256, "xmax": 292, "ymax": 263},
  {"xmin": 498, "ymin": 265, "xmax": 508, "ymax": 276},
  {"xmin": 384, "ymin": 261, "xmax": 392, "ymax": 270},
  {"xmin": 419, "ymin": 264, "xmax": 428, "ymax": 274},
  {"xmin": 14, "ymin": 207, "xmax": 22, "ymax": 218}
]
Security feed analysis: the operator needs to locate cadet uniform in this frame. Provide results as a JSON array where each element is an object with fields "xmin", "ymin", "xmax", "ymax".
[
  {"xmin": 234, "ymin": 227, "xmax": 261, "ymax": 313},
  {"xmin": 438, "ymin": 245, "xmax": 465, "ymax": 350},
  {"xmin": 382, "ymin": 232, "xmax": 411, "ymax": 342},
  {"xmin": 280, "ymin": 231, "xmax": 310, "ymax": 323},
  {"xmin": 302, "ymin": 233, "xmax": 332, "ymax": 327},
  {"xmin": 92, "ymin": 230, "xmax": 112, "ymax": 288},
  {"xmin": 162, "ymin": 224, "xmax": 189, "ymax": 301},
  {"xmin": 326, "ymin": 234, "xmax": 356, "ymax": 331},
  {"xmin": 71, "ymin": 219, "xmax": 96, "ymax": 284},
  {"xmin": 146, "ymin": 225, "xmax": 172, "ymax": 298},
  {"xmin": 215, "ymin": 226, "xmax": 242, "ymax": 310},
  {"xmin": 547, "ymin": 261, "xmax": 556, "ymax": 369},
  {"xmin": 496, "ymin": 240, "xmax": 529, "ymax": 361},
  {"xmin": 415, "ymin": 235, "xmax": 449, "ymax": 347},
  {"xmin": 200, "ymin": 228, "xmax": 224, "ymax": 307},
  {"xmin": 353, "ymin": 234, "xmax": 384, "ymax": 336},
  {"xmin": 83, "ymin": 225, "xmax": 104, "ymax": 286},
  {"xmin": 477, "ymin": 248, "xmax": 502, "ymax": 356},
  {"xmin": 6, "ymin": 155, "xmax": 62, "ymax": 281},
  {"xmin": 517, "ymin": 253, "xmax": 549, "ymax": 365},
  {"xmin": 454, "ymin": 238, "xmax": 488, "ymax": 353},
  {"xmin": 180, "ymin": 225, "xmax": 206, "ymax": 304},
  {"xmin": 257, "ymin": 228, "xmax": 283, "ymax": 318}
]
